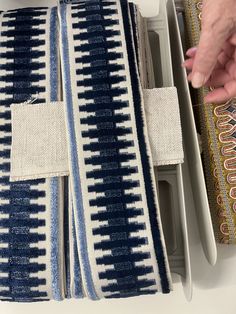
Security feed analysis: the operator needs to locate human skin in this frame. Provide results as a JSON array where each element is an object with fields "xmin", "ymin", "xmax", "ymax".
[{"xmin": 182, "ymin": 0, "xmax": 236, "ymax": 103}]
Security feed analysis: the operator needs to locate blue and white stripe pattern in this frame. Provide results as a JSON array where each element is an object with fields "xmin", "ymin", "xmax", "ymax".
[
  {"xmin": 58, "ymin": 0, "xmax": 171, "ymax": 299},
  {"xmin": 0, "ymin": 7, "xmax": 64, "ymax": 302},
  {"xmin": 0, "ymin": 0, "xmax": 172, "ymax": 302}
]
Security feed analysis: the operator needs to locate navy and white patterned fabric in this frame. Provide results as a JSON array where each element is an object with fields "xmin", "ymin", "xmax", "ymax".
[
  {"xmin": 0, "ymin": 7, "xmax": 65, "ymax": 301},
  {"xmin": 58, "ymin": 0, "xmax": 172, "ymax": 299},
  {"xmin": 0, "ymin": 0, "xmax": 172, "ymax": 302}
]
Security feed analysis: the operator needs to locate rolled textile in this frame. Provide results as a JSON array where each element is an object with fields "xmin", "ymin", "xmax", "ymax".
[
  {"xmin": 58, "ymin": 0, "xmax": 172, "ymax": 299},
  {"xmin": 184, "ymin": 0, "xmax": 236, "ymax": 244},
  {"xmin": 0, "ymin": 0, "xmax": 172, "ymax": 302}
]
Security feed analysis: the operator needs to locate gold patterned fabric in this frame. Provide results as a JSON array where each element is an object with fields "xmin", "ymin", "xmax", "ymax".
[{"xmin": 184, "ymin": 0, "xmax": 236, "ymax": 244}]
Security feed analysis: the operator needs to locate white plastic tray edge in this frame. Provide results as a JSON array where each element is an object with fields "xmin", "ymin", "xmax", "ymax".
[
  {"xmin": 166, "ymin": 0, "xmax": 217, "ymax": 265},
  {"xmin": 148, "ymin": 0, "xmax": 192, "ymax": 301}
]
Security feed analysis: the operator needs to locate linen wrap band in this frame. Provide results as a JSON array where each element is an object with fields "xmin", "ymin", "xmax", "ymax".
[{"xmin": 9, "ymin": 87, "xmax": 184, "ymax": 182}]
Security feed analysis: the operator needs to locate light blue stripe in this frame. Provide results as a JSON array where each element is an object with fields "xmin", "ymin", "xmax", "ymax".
[
  {"xmin": 59, "ymin": 3, "xmax": 98, "ymax": 300},
  {"xmin": 50, "ymin": 178, "xmax": 62, "ymax": 301},
  {"xmin": 72, "ymin": 205, "xmax": 84, "ymax": 299},
  {"xmin": 50, "ymin": 7, "xmax": 59, "ymax": 102},
  {"xmin": 50, "ymin": 7, "xmax": 63, "ymax": 301}
]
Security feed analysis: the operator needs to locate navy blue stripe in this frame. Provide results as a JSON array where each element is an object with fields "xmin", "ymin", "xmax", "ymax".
[{"xmin": 63, "ymin": 176, "xmax": 71, "ymax": 299}]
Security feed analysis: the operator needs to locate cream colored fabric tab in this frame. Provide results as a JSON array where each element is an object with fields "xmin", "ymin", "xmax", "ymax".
[
  {"xmin": 10, "ymin": 89, "xmax": 184, "ymax": 182},
  {"xmin": 10, "ymin": 101, "xmax": 69, "ymax": 182},
  {"xmin": 144, "ymin": 87, "xmax": 184, "ymax": 166}
]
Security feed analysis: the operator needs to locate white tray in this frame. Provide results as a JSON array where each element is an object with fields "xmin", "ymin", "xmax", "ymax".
[
  {"xmin": 166, "ymin": 0, "xmax": 217, "ymax": 266},
  {"xmin": 147, "ymin": 0, "xmax": 192, "ymax": 300}
]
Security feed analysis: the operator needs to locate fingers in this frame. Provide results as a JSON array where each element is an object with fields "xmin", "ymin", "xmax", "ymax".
[
  {"xmin": 191, "ymin": 27, "xmax": 230, "ymax": 88},
  {"xmin": 190, "ymin": 0, "xmax": 236, "ymax": 89},
  {"xmin": 205, "ymin": 69, "xmax": 231, "ymax": 87},
  {"xmin": 204, "ymin": 80, "xmax": 236, "ymax": 103},
  {"xmin": 183, "ymin": 41, "xmax": 236, "ymax": 92},
  {"xmin": 187, "ymin": 72, "xmax": 193, "ymax": 81},
  {"xmin": 217, "ymin": 51, "xmax": 231, "ymax": 68},
  {"xmin": 184, "ymin": 41, "xmax": 234, "ymax": 70},
  {"xmin": 186, "ymin": 46, "xmax": 197, "ymax": 58},
  {"xmin": 204, "ymin": 88, "xmax": 228, "ymax": 103},
  {"xmin": 182, "ymin": 58, "xmax": 194, "ymax": 70},
  {"xmin": 225, "ymin": 59, "xmax": 236, "ymax": 78},
  {"xmin": 184, "ymin": 56, "xmax": 228, "ymax": 74},
  {"xmin": 222, "ymin": 40, "xmax": 235, "ymax": 58},
  {"xmin": 229, "ymin": 33, "xmax": 236, "ymax": 46}
]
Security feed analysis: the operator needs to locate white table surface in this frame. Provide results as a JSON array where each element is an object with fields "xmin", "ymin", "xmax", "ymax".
[{"xmin": 0, "ymin": 1, "xmax": 236, "ymax": 313}]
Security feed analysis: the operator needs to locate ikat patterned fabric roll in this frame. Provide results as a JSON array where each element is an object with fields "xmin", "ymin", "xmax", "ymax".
[
  {"xmin": 58, "ymin": 0, "xmax": 172, "ymax": 299},
  {"xmin": 0, "ymin": 0, "xmax": 172, "ymax": 302}
]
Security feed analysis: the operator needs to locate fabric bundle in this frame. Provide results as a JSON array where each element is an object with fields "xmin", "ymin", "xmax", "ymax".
[
  {"xmin": 0, "ymin": 0, "xmax": 176, "ymax": 302},
  {"xmin": 184, "ymin": 0, "xmax": 236, "ymax": 244}
]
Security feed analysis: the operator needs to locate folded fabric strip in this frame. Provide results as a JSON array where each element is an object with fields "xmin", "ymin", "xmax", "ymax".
[
  {"xmin": 9, "ymin": 87, "xmax": 183, "ymax": 182},
  {"xmin": 0, "ymin": 0, "xmax": 172, "ymax": 302},
  {"xmin": 184, "ymin": 0, "xmax": 236, "ymax": 244},
  {"xmin": 144, "ymin": 88, "xmax": 184, "ymax": 166},
  {"xmin": 58, "ymin": 0, "xmax": 172, "ymax": 299},
  {"xmin": 0, "ymin": 7, "xmax": 65, "ymax": 301}
]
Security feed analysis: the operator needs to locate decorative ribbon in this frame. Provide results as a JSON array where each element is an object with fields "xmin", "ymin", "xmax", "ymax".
[
  {"xmin": 0, "ymin": 0, "xmax": 172, "ymax": 302},
  {"xmin": 184, "ymin": 0, "xmax": 236, "ymax": 244}
]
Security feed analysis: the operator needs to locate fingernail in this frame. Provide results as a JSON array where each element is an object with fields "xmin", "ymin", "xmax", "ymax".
[
  {"xmin": 191, "ymin": 72, "xmax": 206, "ymax": 88},
  {"xmin": 186, "ymin": 47, "xmax": 197, "ymax": 56},
  {"xmin": 187, "ymin": 74, "xmax": 192, "ymax": 82},
  {"xmin": 182, "ymin": 60, "xmax": 191, "ymax": 68}
]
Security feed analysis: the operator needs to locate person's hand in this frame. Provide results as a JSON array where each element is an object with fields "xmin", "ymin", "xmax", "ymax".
[{"xmin": 182, "ymin": 0, "xmax": 236, "ymax": 104}]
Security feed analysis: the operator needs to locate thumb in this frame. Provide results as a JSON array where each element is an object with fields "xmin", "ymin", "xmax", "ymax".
[{"xmin": 191, "ymin": 23, "xmax": 231, "ymax": 88}]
